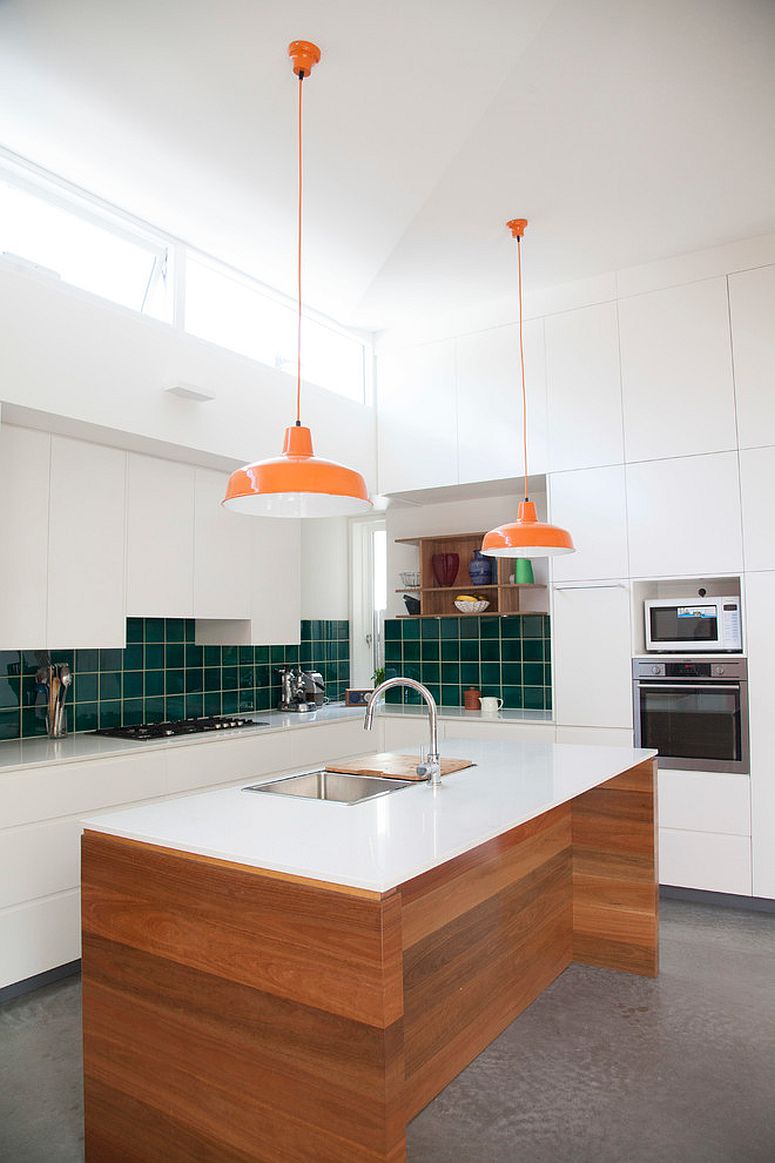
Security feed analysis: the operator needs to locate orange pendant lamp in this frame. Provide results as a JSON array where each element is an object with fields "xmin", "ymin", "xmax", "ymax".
[
  {"xmin": 482, "ymin": 219, "xmax": 574, "ymax": 558},
  {"xmin": 223, "ymin": 41, "xmax": 372, "ymax": 518}
]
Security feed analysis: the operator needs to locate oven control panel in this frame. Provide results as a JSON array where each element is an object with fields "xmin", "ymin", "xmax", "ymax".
[{"xmin": 633, "ymin": 657, "xmax": 747, "ymax": 680}]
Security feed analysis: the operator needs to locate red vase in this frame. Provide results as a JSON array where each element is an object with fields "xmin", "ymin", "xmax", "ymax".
[{"xmin": 432, "ymin": 552, "xmax": 459, "ymax": 587}]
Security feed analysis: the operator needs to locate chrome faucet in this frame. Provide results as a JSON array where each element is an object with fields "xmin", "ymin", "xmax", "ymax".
[{"xmin": 364, "ymin": 677, "xmax": 442, "ymax": 788}]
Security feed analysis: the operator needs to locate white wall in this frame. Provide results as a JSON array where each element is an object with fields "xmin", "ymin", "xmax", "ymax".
[
  {"xmin": 300, "ymin": 518, "xmax": 350, "ymax": 620},
  {"xmin": 0, "ymin": 264, "xmax": 376, "ymax": 490}
]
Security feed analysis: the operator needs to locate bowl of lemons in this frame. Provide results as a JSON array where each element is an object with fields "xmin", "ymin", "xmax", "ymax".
[{"xmin": 454, "ymin": 595, "xmax": 490, "ymax": 614}]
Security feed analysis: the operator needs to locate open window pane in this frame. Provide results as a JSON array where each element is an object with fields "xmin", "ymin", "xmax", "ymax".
[
  {"xmin": 185, "ymin": 252, "xmax": 366, "ymax": 403},
  {"xmin": 0, "ymin": 178, "xmax": 166, "ymax": 315}
]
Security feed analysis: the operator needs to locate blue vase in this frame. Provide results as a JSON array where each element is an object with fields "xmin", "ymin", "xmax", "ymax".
[{"xmin": 468, "ymin": 550, "xmax": 493, "ymax": 586}]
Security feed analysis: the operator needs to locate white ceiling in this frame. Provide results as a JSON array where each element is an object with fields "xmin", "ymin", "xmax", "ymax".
[{"xmin": 1, "ymin": 0, "xmax": 774, "ymax": 331}]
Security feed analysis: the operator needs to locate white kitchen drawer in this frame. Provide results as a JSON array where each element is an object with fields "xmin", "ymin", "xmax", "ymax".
[
  {"xmin": 552, "ymin": 582, "xmax": 633, "ymax": 729},
  {"xmin": 380, "ymin": 716, "xmax": 437, "ymax": 752},
  {"xmin": 445, "ymin": 721, "xmax": 555, "ymax": 743},
  {"xmin": 658, "ymin": 770, "xmax": 750, "ymax": 837},
  {"xmin": 290, "ymin": 720, "xmax": 368, "ymax": 769},
  {"xmin": 0, "ymin": 752, "xmax": 167, "ymax": 830},
  {"xmin": 659, "ymin": 828, "xmax": 751, "ymax": 895},
  {"xmin": 0, "ymin": 890, "xmax": 81, "ymax": 990},
  {"xmin": 0, "ymin": 817, "xmax": 82, "ymax": 909},
  {"xmin": 164, "ymin": 733, "xmax": 293, "ymax": 794}
]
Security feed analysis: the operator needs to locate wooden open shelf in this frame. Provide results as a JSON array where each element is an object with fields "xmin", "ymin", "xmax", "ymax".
[{"xmin": 395, "ymin": 531, "xmax": 548, "ymax": 618}]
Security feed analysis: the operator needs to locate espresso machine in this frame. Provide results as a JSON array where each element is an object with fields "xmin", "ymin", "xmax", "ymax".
[{"xmin": 276, "ymin": 667, "xmax": 325, "ymax": 712}]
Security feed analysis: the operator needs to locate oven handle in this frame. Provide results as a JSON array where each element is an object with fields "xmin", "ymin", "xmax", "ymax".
[{"xmin": 635, "ymin": 683, "xmax": 741, "ymax": 691}]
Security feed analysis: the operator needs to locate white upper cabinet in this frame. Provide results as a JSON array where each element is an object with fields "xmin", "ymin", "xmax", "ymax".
[
  {"xmin": 728, "ymin": 264, "xmax": 775, "ymax": 449},
  {"xmin": 626, "ymin": 452, "xmax": 742, "ymax": 578},
  {"xmin": 126, "ymin": 454, "xmax": 195, "ymax": 617},
  {"xmin": 377, "ymin": 340, "xmax": 457, "ymax": 494},
  {"xmin": 193, "ymin": 468, "xmax": 251, "ymax": 620},
  {"xmin": 552, "ymin": 582, "xmax": 632, "ymax": 729},
  {"xmin": 250, "ymin": 518, "xmax": 301, "ymax": 645},
  {"xmin": 545, "ymin": 302, "xmax": 623, "ymax": 472},
  {"xmin": 47, "ymin": 436, "xmax": 127, "ymax": 648},
  {"xmin": 457, "ymin": 318, "xmax": 547, "ymax": 485},
  {"xmin": 740, "ymin": 446, "xmax": 775, "ymax": 572},
  {"xmin": 0, "ymin": 425, "xmax": 50, "ymax": 650},
  {"xmin": 549, "ymin": 465, "xmax": 628, "ymax": 583},
  {"xmin": 619, "ymin": 278, "xmax": 736, "ymax": 462}
]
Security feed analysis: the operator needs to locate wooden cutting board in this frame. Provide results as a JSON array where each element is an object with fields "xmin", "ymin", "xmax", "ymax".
[{"xmin": 325, "ymin": 752, "xmax": 474, "ymax": 781}]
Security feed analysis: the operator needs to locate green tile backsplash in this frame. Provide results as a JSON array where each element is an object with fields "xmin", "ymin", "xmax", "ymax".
[
  {"xmin": 383, "ymin": 615, "xmax": 552, "ymax": 711},
  {"xmin": 0, "ymin": 618, "xmax": 351, "ymax": 740}
]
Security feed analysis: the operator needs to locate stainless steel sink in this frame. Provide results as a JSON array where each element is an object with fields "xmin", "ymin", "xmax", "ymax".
[{"xmin": 242, "ymin": 769, "xmax": 414, "ymax": 806}]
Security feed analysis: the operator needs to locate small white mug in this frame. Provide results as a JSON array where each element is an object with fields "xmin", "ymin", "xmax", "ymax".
[{"xmin": 480, "ymin": 696, "xmax": 504, "ymax": 717}]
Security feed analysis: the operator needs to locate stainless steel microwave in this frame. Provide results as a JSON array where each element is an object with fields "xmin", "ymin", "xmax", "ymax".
[{"xmin": 644, "ymin": 596, "xmax": 742, "ymax": 653}]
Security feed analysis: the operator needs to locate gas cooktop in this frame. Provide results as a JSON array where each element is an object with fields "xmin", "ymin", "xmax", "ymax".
[{"xmin": 93, "ymin": 715, "xmax": 268, "ymax": 742}]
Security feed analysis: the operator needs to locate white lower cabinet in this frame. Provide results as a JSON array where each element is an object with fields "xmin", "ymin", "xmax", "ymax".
[
  {"xmin": 659, "ymin": 829, "xmax": 752, "ymax": 896},
  {"xmin": 0, "ymin": 891, "xmax": 82, "ymax": 991},
  {"xmin": 552, "ymin": 582, "xmax": 633, "ymax": 729}
]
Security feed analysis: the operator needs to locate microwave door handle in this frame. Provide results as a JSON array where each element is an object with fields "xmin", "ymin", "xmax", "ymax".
[{"xmin": 637, "ymin": 684, "xmax": 741, "ymax": 691}]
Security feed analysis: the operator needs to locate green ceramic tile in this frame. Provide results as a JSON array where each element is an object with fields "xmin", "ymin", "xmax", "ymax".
[
  {"xmin": 144, "ymin": 697, "xmax": 165, "ymax": 723},
  {"xmin": 0, "ymin": 677, "xmax": 20, "ymax": 710},
  {"xmin": 523, "ymin": 686, "xmax": 544, "ymax": 710},
  {"xmin": 204, "ymin": 667, "xmax": 222, "ymax": 692},
  {"xmin": 255, "ymin": 666, "xmax": 270, "ymax": 688},
  {"xmin": 204, "ymin": 645, "xmax": 221, "ymax": 668},
  {"xmin": 460, "ymin": 640, "xmax": 479, "ymax": 662},
  {"xmin": 385, "ymin": 642, "xmax": 401, "ymax": 665},
  {"xmin": 99, "ymin": 672, "xmax": 121, "ymax": 701},
  {"xmin": 166, "ymin": 695, "xmax": 184, "ymax": 720},
  {"xmin": 501, "ymin": 686, "xmax": 524, "ymax": 709},
  {"xmin": 440, "ymin": 618, "xmax": 460, "ymax": 640},
  {"xmin": 0, "ymin": 652, "xmax": 20, "ymax": 678},
  {"xmin": 165, "ymin": 618, "xmax": 185, "ymax": 642},
  {"xmin": 481, "ymin": 639, "xmax": 500, "ymax": 662},
  {"xmin": 145, "ymin": 670, "xmax": 164, "ymax": 698},
  {"xmin": 239, "ymin": 666, "xmax": 254, "ymax": 689},
  {"xmin": 222, "ymin": 690, "xmax": 239, "ymax": 715},
  {"xmin": 481, "ymin": 618, "xmax": 500, "ymax": 639},
  {"xmin": 524, "ymin": 662, "xmax": 544, "ymax": 686},
  {"xmin": 185, "ymin": 693, "xmax": 204, "ymax": 718},
  {"xmin": 254, "ymin": 646, "xmax": 269, "ymax": 664},
  {"xmin": 441, "ymin": 684, "xmax": 461, "ymax": 706},
  {"xmin": 51, "ymin": 650, "xmax": 74, "ymax": 668},
  {"xmin": 402, "ymin": 640, "xmax": 420, "ymax": 663},
  {"xmin": 99, "ymin": 649, "xmax": 122, "ymax": 672},
  {"xmin": 123, "ymin": 671, "xmax": 143, "ymax": 699},
  {"xmin": 165, "ymin": 643, "xmax": 184, "ymax": 668},
  {"xmin": 21, "ymin": 706, "xmax": 47, "ymax": 737},
  {"xmin": 186, "ymin": 643, "xmax": 204, "ymax": 668},
  {"xmin": 460, "ymin": 663, "xmax": 480, "ymax": 686},
  {"xmin": 146, "ymin": 618, "xmax": 164, "ymax": 643},
  {"xmin": 421, "ymin": 640, "xmax": 440, "ymax": 662},
  {"xmin": 459, "ymin": 617, "xmax": 478, "ymax": 639},
  {"xmin": 123, "ymin": 698, "xmax": 144, "ymax": 725},
  {"xmin": 186, "ymin": 668, "xmax": 204, "ymax": 693},
  {"xmin": 401, "ymin": 619, "xmax": 420, "ymax": 640},
  {"xmin": 481, "ymin": 662, "xmax": 501, "ymax": 685},
  {"xmin": 145, "ymin": 643, "xmax": 164, "ymax": 670},
  {"xmin": 419, "ymin": 662, "xmax": 440, "ymax": 684},
  {"xmin": 441, "ymin": 640, "xmax": 459, "ymax": 662},
  {"xmin": 0, "ymin": 709, "xmax": 19, "ymax": 739},
  {"xmin": 74, "ymin": 703, "xmax": 98, "ymax": 732},
  {"xmin": 440, "ymin": 662, "xmax": 460, "ymax": 686},
  {"xmin": 126, "ymin": 618, "xmax": 143, "ymax": 643},
  {"xmin": 204, "ymin": 691, "xmax": 222, "ymax": 716},
  {"xmin": 222, "ymin": 666, "xmax": 238, "ymax": 691},
  {"xmin": 98, "ymin": 701, "xmax": 121, "ymax": 729},
  {"xmin": 166, "ymin": 669, "xmax": 184, "ymax": 696},
  {"xmin": 123, "ymin": 643, "xmax": 144, "ymax": 671},
  {"xmin": 255, "ymin": 688, "xmax": 272, "ymax": 711},
  {"xmin": 521, "ymin": 639, "xmax": 542, "ymax": 662},
  {"xmin": 223, "ymin": 646, "xmax": 239, "ymax": 666},
  {"xmin": 522, "ymin": 615, "xmax": 544, "ymax": 639},
  {"xmin": 501, "ymin": 638, "xmax": 521, "ymax": 662},
  {"xmin": 501, "ymin": 617, "xmax": 522, "ymax": 638},
  {"xmin": 185, "ymin": 620, "xmax": 196, "ymax": 643},
  {"xmin": 502, "ymin": 663, "xmax": 523, "ymax": 686}
]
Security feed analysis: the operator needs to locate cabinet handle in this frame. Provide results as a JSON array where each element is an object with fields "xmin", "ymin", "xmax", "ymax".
[
  {"xmin": 553, "ymin": 582, "xmax": 627, "ymax": 591},
  {"xmin": 636, "ymin": 684, "xmax": 742, "ymax": 692}
]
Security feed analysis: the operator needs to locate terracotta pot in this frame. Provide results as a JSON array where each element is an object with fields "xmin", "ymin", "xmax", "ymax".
[{"xmin": 463, "ymin": 686, "xmax": 481, "ymax": 711}]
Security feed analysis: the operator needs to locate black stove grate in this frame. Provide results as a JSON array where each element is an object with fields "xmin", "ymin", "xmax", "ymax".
[{"xmin": 93, "ymin": 715, "xmax": 268, "ymax": 741}]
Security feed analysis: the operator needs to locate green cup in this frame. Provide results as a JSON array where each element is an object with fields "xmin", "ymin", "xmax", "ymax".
[{"xmin": 515, "ymin": 558, "xmax": 535, "ymax": 584}]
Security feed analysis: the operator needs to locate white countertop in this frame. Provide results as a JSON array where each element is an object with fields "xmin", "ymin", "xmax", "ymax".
[
  {"xmin": 82, "ymin": 738, "xmax": 655, "ymax": 892},
  {"xmin": 0, "ymin": 703, "xmax": 552, "ymax": 774}
]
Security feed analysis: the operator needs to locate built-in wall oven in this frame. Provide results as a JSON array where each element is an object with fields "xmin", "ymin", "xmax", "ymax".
[{"xmin": 633, "ymin": 658, "xmax": 749, "ymax": 773}]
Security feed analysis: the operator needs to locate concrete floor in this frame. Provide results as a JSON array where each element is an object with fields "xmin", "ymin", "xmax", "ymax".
[{"xmin": 1, "ymin": 900, "xmax": 773, "ymax": 1162}]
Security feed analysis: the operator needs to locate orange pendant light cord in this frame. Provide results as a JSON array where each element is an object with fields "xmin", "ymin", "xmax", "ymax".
[
  {"xmin": 516, "ymin": 233, "xmax": 529, "ymax": 503},
  {"xmin": 295, "ymin": 72, "xmax": 304, "ymax": 426}
]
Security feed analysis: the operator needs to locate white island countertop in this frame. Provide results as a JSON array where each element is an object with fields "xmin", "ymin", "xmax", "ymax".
[{"xmin": 82, "ymin": 737, "xmax": 655, "ymax": 892}]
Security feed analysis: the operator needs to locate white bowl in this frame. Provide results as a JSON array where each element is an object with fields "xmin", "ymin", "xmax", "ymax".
[
  {"xmin": 400, "ymin": 570, "xmax": 420, "ymax": 588},
  {"xmin": 455, "ymin": 599, "xmax": 490, "ymax": 614}
]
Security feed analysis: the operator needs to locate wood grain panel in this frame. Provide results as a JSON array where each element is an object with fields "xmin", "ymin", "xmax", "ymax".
[
  {"xmin": 401, "ymin": 814, "xmax": 573, "ymax": 1117},
  {"xmin": 82, "ymin": 830, "xmax": 402, "ymax": 1027},
  {"xmin": 571, "ymin": 759, "xmax": 659, "ymax": 976},
  {"xmin": 401, "ymin": 806, "xmax": 571, "ymax": 949},
  {"xmin": 326, "ymin": 752, "xmax": 474, "ymax": 780}
]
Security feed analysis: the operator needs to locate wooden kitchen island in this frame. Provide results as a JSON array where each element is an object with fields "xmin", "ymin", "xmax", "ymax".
[{"xmin": 81, "ymin": 739, "xmax": 658, "ymax": 1162}]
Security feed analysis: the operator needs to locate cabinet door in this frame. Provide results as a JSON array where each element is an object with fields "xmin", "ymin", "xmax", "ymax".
[
  {"xmin": 0, "ymin": 425, "xmax": 50, "ymax": 649},
  {"xmin": 740, "ymin": 446, "xmax": 775, "ymax": 572},
  {"xmin": 377, "ymin": 340, "xmax": 457, "ymax": 494},
  {"xmin": 126, "ymin": 454, "xmax": 195, "ymax": 617},
  {"xmin": 619, "ymin": 278, "xmax": 736, "ymax": 462},
  {"xmin": 457, "ymin": 319, "xmax": 547, "ymax": 483},
  {"xmin": 47, "ymin": 436, "xmax": 127, "ymax": 648},
  {"xmin": 743, "ymin": 570, "xmax": 775, "ymax": 898},
  {"xmin": 728, "ymin": 265, "xmax": 775, "ymax": 449},
  {"xmin": 251, "ymin": 518, "xmax": 301, "ymax": 645},
  {"xmin": 658, "ymin": 829, "xmax": 751, "ymax": 895},
  {"xmin": 545, "ymin": 302, "xmax": 623, "ymax": 472},
  {"xmin": 549, "ymin": 465, "xmax": 628, "ymax": 582},
  {"xmin": 193, "ymin": 468, "xmax": 251, "ymax": 620},
  {"xmin": 552, "ymin": 583, "xmax": 632, "ymax": 728},
  {"xmin": 626, "ymin": 452, "xmax": 742, "ymax": 578}
]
